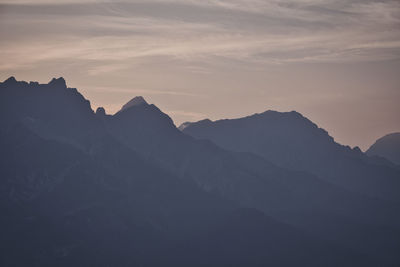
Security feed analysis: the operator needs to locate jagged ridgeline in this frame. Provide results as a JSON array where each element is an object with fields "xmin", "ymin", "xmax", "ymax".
[{"xmin": 1, "ymin": 77, "xmax": 399, "ymax": 266}]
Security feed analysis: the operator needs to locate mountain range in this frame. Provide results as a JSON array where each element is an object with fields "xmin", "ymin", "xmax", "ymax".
[{"xmin": 1, "ymin": 77, "xmax": 399, "ymax": 266}]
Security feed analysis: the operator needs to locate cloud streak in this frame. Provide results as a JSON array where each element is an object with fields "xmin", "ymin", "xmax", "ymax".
[{"xmin": 1, "ymin": 0, "xmax": 399, "ymax": 71}]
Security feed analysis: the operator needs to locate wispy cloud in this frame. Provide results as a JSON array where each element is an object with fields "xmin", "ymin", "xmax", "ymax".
[
  {"xmin": 1, "ymin": 0, "xmax": 399, "ymax": 71},
  {"xmin": 84, "ymin": 85, "xmax": 202, "ymax": 97}
]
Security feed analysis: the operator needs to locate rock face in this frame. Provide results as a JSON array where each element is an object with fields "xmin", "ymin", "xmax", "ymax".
[
  {"xmin": 1, "ymin": 77, "xmax": 400, "ymax": 266},
  {"xmin": 366, "ymin": 132, "xmax": 400, "ymax": 165}
]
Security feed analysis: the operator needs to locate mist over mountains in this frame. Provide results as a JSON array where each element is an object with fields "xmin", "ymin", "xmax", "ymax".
[{"xmin": 1, "ymin": 77, "xmax": 399, "ymax": 266}]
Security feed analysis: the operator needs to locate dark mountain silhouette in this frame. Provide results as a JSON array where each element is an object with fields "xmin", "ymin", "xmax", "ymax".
[
  {"xmin": 2, "ymin": 77, "xmax": 360, "ymax": 266},
  {"xmin": 181, "ymin": 111, "xmax": 400, "ymax": 203},
  {"xmin": 366, "ymin": 133, "xmax": 400, "ymax": 165},
  {"xmin": 0, "ymin": 77, "xmax": 399, "ymax": 266},
  {"xmin": 101, "ymin": 94, "xmax": 399, "ymax": 264}
]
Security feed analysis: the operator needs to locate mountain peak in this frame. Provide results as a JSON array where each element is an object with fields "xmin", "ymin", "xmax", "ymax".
[
  {"xmin": 3, "ymin": 76, "xmax": 17, "ymax": 84},
  {"xmin": 120, "ymin": 96, "xmax": 148, "ymax": 112},
  {"xmin": 48, "ymin": 77, "xmax": 66, "ymax": 88}
]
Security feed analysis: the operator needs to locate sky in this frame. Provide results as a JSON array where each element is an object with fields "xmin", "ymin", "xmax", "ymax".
[{"xmin": 1, "ymin": 0, "xmax": 399, "ymax": 150}]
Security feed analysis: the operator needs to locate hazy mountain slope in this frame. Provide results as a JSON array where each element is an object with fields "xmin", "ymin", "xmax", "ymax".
[
  {"xmin": 181, "ymin": 111, "xmax": 400, "ymax": 202},
  {"xmin": 1, "ymin": 77, "xmax": 375, "ymax": 266},
  {"xmin": 1, "ymin": 77, "xmax": 398, "ymax": 266},
  {"xmin": 367, "ymin": 132, "xmax": 400, "ymax": 165},
  {"xmin": 103, "ymin": 99, "xmax": 381, "ymax": 220},
  {"xmin": 177, "ymin": 208, "xmax": 373, "ymax": 267},
  {"xmin": 0, "ymin": 118, "xmax": 233, "ymax": 266},
  {"xmin": 103, "ymin": 97, "xmax": 400, "ymax": 264}
]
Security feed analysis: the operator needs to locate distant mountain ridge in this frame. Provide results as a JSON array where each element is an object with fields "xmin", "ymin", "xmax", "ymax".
[
  {"xmin": 1, "ymin": 77, "xmax": 400, "ymax": 266},
  {"xmin": 181, "ymin": 111, "xmax": 400, "ymax": 202},
  {"xmin": 367, "ymin": 132, "xmax": 400, "ymax": 165}
]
